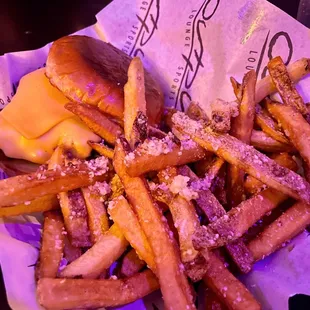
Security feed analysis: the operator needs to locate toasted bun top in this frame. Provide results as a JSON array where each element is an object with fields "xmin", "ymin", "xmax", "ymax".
[{"xmin": 46, "ymin": 35, "xmax": 164, "ymax": 125}]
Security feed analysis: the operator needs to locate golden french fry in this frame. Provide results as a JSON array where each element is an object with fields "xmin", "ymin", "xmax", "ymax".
[
  {"xmin": 0, "ymin": 157, "xmax": 111, "ymax": 208},
  {"xmin": 256, "ymin": 57, "xmax": 310, "ymax": 104},
  {"xmin": 65, "ymin": 102, "xmax": 123, "ymax": 144},
  {"xmin": 37, "ymin": 270, "xmax": 159, "ymax": 310},
  {"xmin": 228, "ymin": 70, "xmax": 256, "ymax": 208},
  {"xmin": 108, "ymin": 195, "xmax": 156, "ymax": 272},
  {"xmin": 110, "ymin": 174, "xmax": 124, "ymax": 199},
  {"xmin": 186, "ymin": 101, "xmax": 210, "ymax": 125},
  {"xmin": 124, "ymin": 57, "xmax": 148, "ymax": 149},
  {"xmin": 60, "ymin": 224, "xmax": 128, "ymax": 279},
  {"xmin": 203, "ymin": 285, "xmax": 228, "ymax": 310},
  {"xmin": 255, "ymin": 105, "xmax": 290, "ymax": 144},
  {"xmin": 244, "ymin": 152, "xmax": 297, "ymax": 195},
  {"xmin": 172, "ymin": 111, "xmax": 310, "ymax": 204},
  {"xmin": 250, "ymin": 130, "xmax": 295, "ymax": 153},
  {"xmin": 193, "ymin": 155, "xmax": 215, "ymax": 177},
  {"xmin": 49, "ymin": 147, "xmax": 91, "ymax": 247},
  {"xmin": 266, "ymin": 101, "xmax": 310, "ymax": 168},
  {"xmin": 194, "ymin": 188, "xmax": 287, "ymax": 249},
  {"xmin": 203, "ymin": 251, "xmax": 261, "ymax": 310},
  {"xmin": 0, "ymin": 195, "xmax": 58, "ymax": 217},
  {"xmin": 37, "ymin": 211, "xmax": 65, "ymax": 279},
  {"xmin": 81, "ymin": 184, "xmax": 110, "ymax": 243},
  {"xmin": 179, "ymin": 165, "xmax": 253, "ymax": 274},
  {"xmin": 113, "ymin": 137, "xmax": 195, "ymax": 309},
  {"xmin": 230, "ymin": 76, "xmax": 242, "ymax": 102},
  {"xmin": 267, "ymin": 56, "xmax": 310, "ymax": 121},
  {"xmin": 88, "ymin": 140, "xmax": 114, "ymax": 159},
  {"xmin": 248, "ymin": 201, "xmax": 310, "ymax": 262},
  {"xmin": 119, "ymin": 249, "xmax": 146, "ymax": 278},
  {"xmin": 124, "ymin": 135, "xmax": 207, "ymax": 177}
]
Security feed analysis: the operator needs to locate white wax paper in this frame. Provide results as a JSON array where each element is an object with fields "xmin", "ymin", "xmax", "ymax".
[{"xmin": 0, "ymin": 0, "xmax": 310, "ymax": 309}]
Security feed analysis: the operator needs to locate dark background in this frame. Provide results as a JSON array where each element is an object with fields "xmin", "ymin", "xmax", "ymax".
[{"xmin": 0, "ymin": 0, "xmax": 308, "ymax": 309}]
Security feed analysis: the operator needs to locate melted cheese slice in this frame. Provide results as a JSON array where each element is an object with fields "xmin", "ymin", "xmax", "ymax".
[
  {"xmin": 1, "ymin": 68, "xmax": 73, "ymax": 139},
  {"xmin": 0, "ymin": 115, "xmax": 100, "ymax": 164},
  {"xmin": 0, "ymin": 68, "xmax": 101, "ymax": 163}
]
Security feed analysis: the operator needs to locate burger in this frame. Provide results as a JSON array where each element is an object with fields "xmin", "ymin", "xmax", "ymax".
[{"xmin": 0, "ymin": 35, "xmax": 164, "ymax": 167}]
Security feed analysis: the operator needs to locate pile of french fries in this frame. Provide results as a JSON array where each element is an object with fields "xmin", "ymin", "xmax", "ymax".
[{"xmin": 1, "ymin": 55, "xmax": 310, "ymax": 310}]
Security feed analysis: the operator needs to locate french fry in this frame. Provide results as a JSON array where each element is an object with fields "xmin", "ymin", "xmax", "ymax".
[
  {"xmin": 60, "ymin": 224, "xmax": 128, "ymax": 279},
  {"xmin": 108, "ymin": 195, "xmax": 156, "ymax": 272},
  {"xmin": 210, "ymin": 168, "xmax": 227, "ymax": 206},
  {"xmin": 0, "ymin": 157, "xmax": 39, "ymax": 177},
  {"xmin": 186, "ymin": 101, "xmax": 210, "ymax": 125},
  {"xmin": 119, "ymin": 249, "xmax": 146, "ymax": 278},
  {"xmin": 37, "ymin": 270, "xmax": 159, "ymax": 310},
  {"xmin": 65, "ymin": 102, "xmax": 123, "ymax": 144},
  {"xmin": 255, "ymin": 105, "xmax": 290, "ymax": 144},
  {"xmin": 88, "ymin": 140, "xmax": 114, "ymax": 159},
  {"xmin": 207, "ymin": 157, "xmax": 225, "ymax": 184},
  {"xmin": 193, "ymin": 155, "xmax": 215, "ymax": 177},
  {"xmin": 250, "ymin": 130, "xmax": 295, "ymax": 153},
  {"xmin": 203, "ymin": 251, "xmax": 261, "ymax": 310},
  {"xmin": 227, "ymin": 70, "xmax": 256, "ymax": 208},
  {"xmin": 194, "ymin": 188, "xmax": 287, "ymax": 249},
  {"xmin": 0, "ymin": 195, "xmax": 58, "ymax": 218},
  {"xmin": 0, "ymin": 156, "xmax": 111, "ymax": 208},
  {"xmin": 124, "ymin": 57, "xmax": 148, "ymax": 149},
  {"xmin": 244, "ymin": 152, "xmax": 297, "ymax": 195},
  {"xmin": 203, "ymin": 286, "xmax": 228, "ymax": 310},
  {"xmin": 267, "ymin": 56, "xmax": 310, "ymax": 121},
  {"xmin": 124, "ymin": 135, "xmax": 207, "ymax": 177},
  {"xmin": 266, "ymin": 101, "xmax": 310, "ymax": 167},
  {"xmin": 172, "ymin": 111, "xmax": 310, "ymax": 204},
  {"xmin": 81, "ymin": 184, "xmax": 110, "ymax": 243},
  {"xmin": 168, "ymin": 195, "xmax": 207, "ymax": 282},
  {"xmin": 248, "ymin": 201, "xmax": 310, "ymax": 262},
  {"xmin": 113, "ymin": 137, "xmax": 195, "ymax": 309},
  {"xmin": 179, "ymin": 165, "xmax": 253, "ymax": 274},
  {"xmin": 49, "ymin": 147, "xmax": 91, "ymax": 247},
  {"xmin": 255, "ymin": 57, "xmax": 310, "ymax": 104},
  {"xmin": 230, "ymin": 76, "xmax": 242, "ymax": 102},
  {"xmin": 37, "ymin": 211, "xmax": 65, "ymax": 278},
  {"xmin": 110, "ymin": 174, "xmax": 124, "ymax": 199}
]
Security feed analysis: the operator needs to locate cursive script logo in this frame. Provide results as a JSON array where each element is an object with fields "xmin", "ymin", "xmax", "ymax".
[
  {"xmin": 169, "ymin": 0, "xmax": 220, "ymax": 111},
  {"xmin": 122, "ymin": 0, "xmax": 160, "ymax": 58}
]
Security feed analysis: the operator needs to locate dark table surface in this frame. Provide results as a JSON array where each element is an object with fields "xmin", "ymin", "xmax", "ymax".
[{"xmin": 0, "ymin": 0, "xmax": 308, "ymax": 309}]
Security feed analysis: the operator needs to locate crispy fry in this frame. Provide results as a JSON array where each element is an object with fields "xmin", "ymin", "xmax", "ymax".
[
  {"xmin": 206, "ymin": 157, "xmax": 225, "ymax": 183},
  {"xmin": 113, "ymin": 137, "xmax": 195, "ymax": 309},
  {"xmin": 172, "ymin": 112, "xmax": 310, "ymax": 204},
  {"xmin": 81, "ymin": 185, "xmax": 110, "ymax": 243},
  {"xmin": 179, "ymin": 165, "xmax": 253, "ymax": 274},
  {"xmin": 88, "ymin": 140, "xmax": 114, "ymax": 159},
  {"xmin": 0, "ymin": 157, "xmax": 39, "ymax": 177},
  {"xmin": 49, "ymin": 147, "xmax": 91, "ymax": 247},
  {"xmin": 250, "ymin": 130, "xmax": 295, "ymax": 153},
  {"xmin": 168, "ymin": 195, "xmax": 207, "ymax": 281},
  {"xmin": 267, "ymin": 56, "xmax": 310, "ymax": 121},
  {"xmin": 0, "ymin": 195, "xmax": 58, "ymax": 217},
  {"xmin": 110, "ymin": 174, "xmax": 124, "ymax": 199},
  {"xmin": 193, "ymin": 155, "xmax": 215, "ymax": 177},
  {"xmin": 124, "ymin": 135, "xmax": 207, "ymax": 177},
  {"xmin": 228, "ymin": 70, "xmax": 257, "ymax": 208},
  {"xmin": 65, "ymin": 102, "xmax": 123, "ymax": 144},
  {"xmin": 124, "ymin": 57, "xmax": 148, "ymax": 148},
  {"xmin": 37, "ymin": 270, "xmax": 159, "ymax": 310},
  {"xmin": 119, "ymin": 249, "xmax": 146, "ymax": 278},
  {"xmin": 255, "ymin": 105, "xmax": 290, "ymax": 144},
  {"xmin": 60, "ymin": 224, "xmax": 128, "ymax": 279},
  {"xmin": 203, "ymin": 251, "xmax": 261, "ymax": 310},
  {"xmin": 256, "ymin": 57, "xmax": 310, "ymax": 104},
  {"xmin": 194, "ymin": 188, "xmax": 287, "ymax": 249},
  {"xmin": 244, "ymin": 152, "xmax": 297, "ymax": 195},
  {"xmin": 230, "ymin": 76, "xmax": 242, "ymax": 102},
  {"xmin": 108, "ymin": 195, "xmax": 156, "ymax": 272},
  {"xmin": 187, "ymin": 101, "xmax": 210, "ymax": 125},
  {"xmin": 210, "ymin": 168, "xmax": 227, "ymax": 206},
  {"xmin": 0, "ymin": 157, "xmax": 111, "ymax": 208},
  {"xmin": 210, "ymin": 99, "xmax": 239, "ymax": 133},
  {"xmin": 266, "ymin": 101, "xmax": 310, "ymax": 167},
  {"xmin": 37, "ymin": 211, "xmax": 65, "ymax": 278},
  {"xmin": 248, "ymin": 201, "xmax": 310, "ymax": 262}
]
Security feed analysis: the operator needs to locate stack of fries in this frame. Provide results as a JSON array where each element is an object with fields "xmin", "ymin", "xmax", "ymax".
[{"xmin": 1, "ymin": 55, "xmax": 310, "ymax": 310}]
